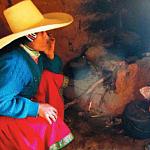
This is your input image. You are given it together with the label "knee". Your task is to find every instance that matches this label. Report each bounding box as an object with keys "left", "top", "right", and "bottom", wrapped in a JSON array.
[{"left": 51, "top": 55, "right": 63, "bottom": 73}]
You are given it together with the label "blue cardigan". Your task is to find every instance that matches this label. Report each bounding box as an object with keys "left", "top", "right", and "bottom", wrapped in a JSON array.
[{"left": 0, "top": 47, "right": 63, "bottom": 118}]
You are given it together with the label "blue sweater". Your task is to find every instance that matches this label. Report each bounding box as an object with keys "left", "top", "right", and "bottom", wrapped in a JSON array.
[{"left": 0, "top": 47, "right": 63, "bottom": 118}]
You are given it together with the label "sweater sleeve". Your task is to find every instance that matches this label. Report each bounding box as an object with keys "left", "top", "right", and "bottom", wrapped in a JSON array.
[
  {"left": 41, "top": 53, "right": 63, "bottom": 73},
  {"left": 0, "top": 52, "right": 39, "bottom": 118}
]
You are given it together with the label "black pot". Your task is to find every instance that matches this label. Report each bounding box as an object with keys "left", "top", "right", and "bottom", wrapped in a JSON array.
[
  {"left": 123, "top": 100, "right": 150, "bottom": 139},
  {"left": 63, "top": 56, "right": 91, "bottom": 80}
]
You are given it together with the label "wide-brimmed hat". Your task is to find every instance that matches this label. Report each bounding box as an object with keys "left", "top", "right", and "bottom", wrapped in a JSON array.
[{"left": 0, "top": 0, "right": 73, "bottom": 49}]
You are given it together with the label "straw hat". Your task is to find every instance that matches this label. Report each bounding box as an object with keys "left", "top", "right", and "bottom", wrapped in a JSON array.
[{"left": 0, "top": 0, "right": 73, "bottom": 49}]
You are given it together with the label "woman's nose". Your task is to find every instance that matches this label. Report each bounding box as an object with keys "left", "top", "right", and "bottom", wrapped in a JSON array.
[{"left": 43, "top": 31, "right": 49, "bottom": 40}]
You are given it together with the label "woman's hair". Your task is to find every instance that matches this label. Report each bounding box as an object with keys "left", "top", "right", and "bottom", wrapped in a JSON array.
[{"left": 0, "top": 36, "right": 30, "bottom": 54}]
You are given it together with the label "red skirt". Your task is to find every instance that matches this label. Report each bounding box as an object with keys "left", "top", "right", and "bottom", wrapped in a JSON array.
[{"left": 0, "top": 70, "right": 74, "bottom": 150}]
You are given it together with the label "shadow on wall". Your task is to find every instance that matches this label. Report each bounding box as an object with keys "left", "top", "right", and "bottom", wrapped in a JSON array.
[{"left": 79, "top": 0, "right": 150, "bottom": 58}]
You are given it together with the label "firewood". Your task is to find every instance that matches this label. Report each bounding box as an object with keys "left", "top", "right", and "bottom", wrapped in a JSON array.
[
  {"left": 64, "top": 98, "right": 80, "bottom": 110},
  {"left": 86, "top": 78, "right": 104, "bottom": 94}
]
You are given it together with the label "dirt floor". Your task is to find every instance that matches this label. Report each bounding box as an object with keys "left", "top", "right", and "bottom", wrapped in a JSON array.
[{"left": 63, "top": 108, "right": 150, "bottom": 150}]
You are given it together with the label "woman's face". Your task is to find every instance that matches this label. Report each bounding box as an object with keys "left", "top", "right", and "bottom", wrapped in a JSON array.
[{"left": 28, "top": 31, "right": 54, "bottom": 52}]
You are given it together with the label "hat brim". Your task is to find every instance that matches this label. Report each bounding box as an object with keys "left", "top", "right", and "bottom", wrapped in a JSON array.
[{"left": 0, "top": 12, "right": 73, "bottom": 49}]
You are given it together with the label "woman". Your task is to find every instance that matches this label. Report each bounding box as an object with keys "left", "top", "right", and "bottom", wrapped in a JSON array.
[{"left": 0, "top": 0, "right": 74, "bottom": 149}]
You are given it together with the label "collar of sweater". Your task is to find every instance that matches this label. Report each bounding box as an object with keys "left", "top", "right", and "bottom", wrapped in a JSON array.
[{"left": 20, "top": 44, "right": 40, "bottom": 62}]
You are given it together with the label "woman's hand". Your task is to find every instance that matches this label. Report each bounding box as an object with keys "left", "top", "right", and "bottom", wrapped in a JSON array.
[
  {"left": 44, "top": 33, "right": 55, "bottom": 60},
  {"left": 139, "top": 86, "right": 150, "bottom": 100},
  {"left": 38, "top": 103, "right": 57, "bottom": 124}
]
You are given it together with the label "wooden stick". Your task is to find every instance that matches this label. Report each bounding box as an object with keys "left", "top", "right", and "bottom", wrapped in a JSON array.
[
  {"left": 64, "top": 75, "right": 111, "bottom": 110},
  {"left": 64, "top": 99, "right": 79, "bottom": 110},
  {"left": 64, "top": 78, "right": 104, "bottom": 110},
  {"left": 86, "top": 78, "right": 104, "bottom": 94}
]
